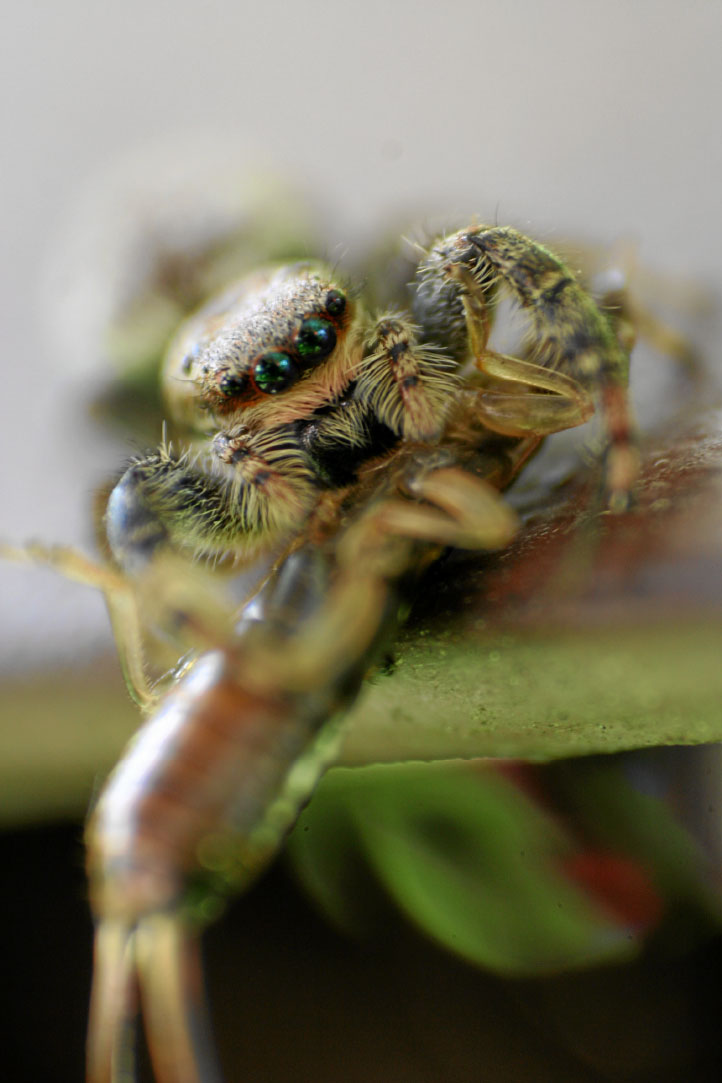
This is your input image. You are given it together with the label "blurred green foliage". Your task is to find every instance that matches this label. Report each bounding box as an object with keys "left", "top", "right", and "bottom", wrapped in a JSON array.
[{"left": 288, "top": 758, "right": 720, "bottom": 975}]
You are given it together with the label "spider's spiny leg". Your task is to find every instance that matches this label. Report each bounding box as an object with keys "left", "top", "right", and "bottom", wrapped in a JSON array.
[
  {"left": 418, "top": 224, "right": 638, "bottom": 507},
  {"left": 464, "top": 226, "right": 639, "bottom": 507},
  {"left": 106, "top": 429, "right": 316, "bottom": 574},
  {"left": 356, "top": 312, "right": 457, "bottom": 441}
]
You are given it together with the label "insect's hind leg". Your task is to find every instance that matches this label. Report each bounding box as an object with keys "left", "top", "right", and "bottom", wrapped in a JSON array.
[
  {"left": 86, "top": 921, "right": 139, "bottom": 1083},
  {"left": 135, "top": 915, "right": 223, "bottom": 1083}
]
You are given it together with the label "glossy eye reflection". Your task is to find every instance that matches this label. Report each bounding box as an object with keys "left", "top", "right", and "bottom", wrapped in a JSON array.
[
  {"left": 325, "top": 289, "right": 346, "bottom": 317},
  {"left": 296, "top": 317, "right": 336, "bottom": 360},
  {"left": 219, "top": 372, "right": 249, "bottom": 398},
  {"left": 253, "top": 352, "right": 297, "bottom": 394}
]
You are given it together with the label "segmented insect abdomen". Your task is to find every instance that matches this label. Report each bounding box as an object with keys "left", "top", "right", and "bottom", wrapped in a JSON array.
[{"left": 86, "top": 649, "right": 325, "bottom": 923}]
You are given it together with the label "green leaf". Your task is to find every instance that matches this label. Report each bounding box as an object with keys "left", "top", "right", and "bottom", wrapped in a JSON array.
[{"left": 289, "top": 762, "right": 648, "bottom": 975}]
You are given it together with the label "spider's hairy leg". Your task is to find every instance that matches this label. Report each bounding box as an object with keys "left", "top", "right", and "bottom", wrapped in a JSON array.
[
  {"left": 106, "top": 427, "right": 317, "bottom": 573},
  {"left": 355, "top": 312, "right": 457, "bottom": 441},
  {"left": 573, "top": 238, "right": 700, "bottom": 369},
  {"left": 469, "top": 226, "right": 638, "bottom": 508},
  {"left": 454, "top": 262, "right": 596, "bottom": 436},
  {"left": 417, "top": 226, "right": 638, "bottom": 508}
]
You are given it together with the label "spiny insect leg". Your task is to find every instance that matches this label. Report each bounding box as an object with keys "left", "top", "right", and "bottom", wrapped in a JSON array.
[{"left": 0, "top": 541, "right": 155, "bottom": 708}]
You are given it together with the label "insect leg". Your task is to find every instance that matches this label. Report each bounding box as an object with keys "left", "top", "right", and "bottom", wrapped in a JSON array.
[
  {"left": 88, "top": 916, "right": 221, "bottom": 1083},
  {"left": 330, "top": 469, "right": 517, "bottom": 560},
  {"left": 0, "top": 541, "right": 155, "bottom": 708}
]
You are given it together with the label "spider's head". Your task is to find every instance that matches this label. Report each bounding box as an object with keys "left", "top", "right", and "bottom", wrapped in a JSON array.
[{"left": 163, "top": 263, "right": 359, "bottom": 431}]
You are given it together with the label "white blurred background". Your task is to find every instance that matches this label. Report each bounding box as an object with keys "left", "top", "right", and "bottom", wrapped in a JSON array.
[{"left": 1, "top": 0, "right": 721, "bottom": 671}]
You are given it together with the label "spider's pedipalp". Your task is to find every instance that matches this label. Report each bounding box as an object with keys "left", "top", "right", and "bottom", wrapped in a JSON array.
[{"left": 356, "top": 312, "right": 458, "bottom": 441}]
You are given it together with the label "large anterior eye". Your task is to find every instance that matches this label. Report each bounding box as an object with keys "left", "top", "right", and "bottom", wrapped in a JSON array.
[
  {"left": 296, "top": 317, "right": 337, "bottom": 360},
  {"left": 253, "top": 352, "right": 298, "bottom": 394}
]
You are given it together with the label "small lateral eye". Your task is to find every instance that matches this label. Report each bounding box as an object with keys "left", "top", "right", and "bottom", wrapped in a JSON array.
[
  {"left": 253, "top": 352, "right": 297, "bottom": 394},
  {"left": 325, "top": 290, "right": 346, "bottom": 317},
  {"left": 296, "top": 317, "right": 337, "bottom": 360},
  {"left": 181, "top": 342, "right": 202, "bottom": 374},
  {"left": 219, "top": 373, "right": 249, "bottom": 398}
]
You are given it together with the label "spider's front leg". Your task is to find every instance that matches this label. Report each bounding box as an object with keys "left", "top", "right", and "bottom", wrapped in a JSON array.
[
  {"left": 99, "top": 426, "right": 318, "bottom": 708},
  {"left": 106, "top": 425, "right": 317, "bottom": 574},
  {"left": 415, "top": 226, "right": 638, "bottom": 508}
]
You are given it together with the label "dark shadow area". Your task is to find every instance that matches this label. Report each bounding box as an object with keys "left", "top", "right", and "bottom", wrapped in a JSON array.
[{"left": 3, "top": 820, "right": 722, "bottom": 1082}]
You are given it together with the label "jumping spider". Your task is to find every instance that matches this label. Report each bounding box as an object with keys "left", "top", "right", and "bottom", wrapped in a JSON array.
[
  {"left": 15, "top": 223, "right": 639, "bottom": 1083},
  {"left": 109, "top": 226, "right": 634, "bottom": 573}
]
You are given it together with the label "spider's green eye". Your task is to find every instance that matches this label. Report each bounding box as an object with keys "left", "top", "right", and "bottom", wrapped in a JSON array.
[
  {"left": 253, "top": 352, "right": 297, "bottom": 394},
  {"left": 325, "top": 290, "right": 346, "bottom": 317},
  {"left": 219, "top": 373, "right": 248, "bottom": 397},
  {"left": 296, "top": 317, "right": 337, "bottom": 360}
]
